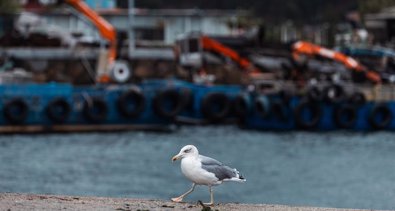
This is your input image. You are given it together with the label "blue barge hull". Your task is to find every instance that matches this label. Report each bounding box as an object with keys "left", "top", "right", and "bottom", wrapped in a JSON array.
[
  {"left": 242, "top": 95, "right": 395, "bottom": 131},
  {"left": 0, "top": 83, "right": 174, "bottom": 132},
  {"left": 141, "top": 79, "right": 243, "bottom": 124},
  {"left": 0, "top": 80, "right": 244, "bottom": 133},
  {"left": 3, "top": 79, "right": 393, "bottom": 132}
]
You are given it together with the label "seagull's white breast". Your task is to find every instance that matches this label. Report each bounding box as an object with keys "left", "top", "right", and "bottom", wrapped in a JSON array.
[{"left": 180, "top": 156, "right": 219, "bottom": 185}]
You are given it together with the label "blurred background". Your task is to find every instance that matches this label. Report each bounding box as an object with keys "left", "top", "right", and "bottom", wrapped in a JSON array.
[{"left": 1, "top": 0, "right": 395, "bottom": 210}]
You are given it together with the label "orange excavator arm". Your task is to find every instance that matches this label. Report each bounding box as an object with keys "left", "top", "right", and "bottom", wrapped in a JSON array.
[
  {"left": 65, "top": 0, "right": 117, "bottom": 82},
  {"left": 201, "top": 35, "right": 260, "bottom": 75},
  {"left": 292, "top": 41, "right": 381, "bottom": 84}
]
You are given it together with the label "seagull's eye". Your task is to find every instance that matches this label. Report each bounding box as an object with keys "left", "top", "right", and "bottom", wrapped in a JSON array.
[{"left": 183, "top": 148, "right": 191, "bottom": 153}]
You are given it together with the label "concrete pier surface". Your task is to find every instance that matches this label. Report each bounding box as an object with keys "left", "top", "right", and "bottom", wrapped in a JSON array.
[{"left": 0, "top": 193, "right": 387, "bottom": 211}]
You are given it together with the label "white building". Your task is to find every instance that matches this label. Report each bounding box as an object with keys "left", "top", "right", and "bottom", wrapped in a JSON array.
[
  {"left": 365, "top": 6, "right": 395, "bottom": 44},
  {"left": 41, "top": 8, "right": 245, "bottom": 45}
]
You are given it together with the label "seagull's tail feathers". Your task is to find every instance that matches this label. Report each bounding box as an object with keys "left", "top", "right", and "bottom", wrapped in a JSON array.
[
  {"left": 238, "top": 173, "right": 246, "bottom": 182},
  {"left": 224, "top": 168, "right": 246, "bottom": 183}
]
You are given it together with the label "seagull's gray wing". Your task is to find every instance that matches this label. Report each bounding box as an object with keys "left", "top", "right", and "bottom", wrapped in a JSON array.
[
  {"left": 199, "top": 155, "right": 223, "bottom": 166},
  {"left": 199, "top": 155, "right": 238, "bottom": 181}
]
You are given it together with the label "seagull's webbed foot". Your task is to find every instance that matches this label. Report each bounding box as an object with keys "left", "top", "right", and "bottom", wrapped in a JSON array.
[
  {"left": 171, "top": 183, "right": 196, "bottom": 203},
  {"left": 171, "top": 196, "right": 184, "bottom": 203},
  {"left": 203, "top": 202, "right": 214, "bottom": 206}
]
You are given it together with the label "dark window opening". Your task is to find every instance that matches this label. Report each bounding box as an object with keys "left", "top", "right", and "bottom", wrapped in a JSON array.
[
  {"left": 135, "top": 28, "right": 164, "bottom": 41},
  {"left": 188, "top": 38, "right": 199, "bottom": 53}
]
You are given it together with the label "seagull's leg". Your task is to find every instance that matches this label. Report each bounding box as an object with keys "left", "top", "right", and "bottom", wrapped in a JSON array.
[
  {"left": 171, "top": 183, "right": 196, "bottom": 203},
  {"left": 203, "top": 186, "right": 214, "bottom": 206}
]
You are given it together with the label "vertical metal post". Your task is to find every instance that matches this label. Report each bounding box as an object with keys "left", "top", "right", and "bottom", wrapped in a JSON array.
[{"left": 128, "top": 0, "right": 135, "bottom": 59}]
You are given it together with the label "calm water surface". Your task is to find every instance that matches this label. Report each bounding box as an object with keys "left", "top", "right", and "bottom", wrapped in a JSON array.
[{"left": 0, "top": 126, "right": 395, "bottom": 210}]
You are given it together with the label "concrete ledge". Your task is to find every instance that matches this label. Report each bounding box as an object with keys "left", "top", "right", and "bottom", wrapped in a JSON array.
[{"left": 0, "top": 193, "right": 375, "bottom": 211}]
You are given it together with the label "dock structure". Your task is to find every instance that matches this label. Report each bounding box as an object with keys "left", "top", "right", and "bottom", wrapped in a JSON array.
[{"left": 0, "top": 193, "right": 378, "bottom": 211}]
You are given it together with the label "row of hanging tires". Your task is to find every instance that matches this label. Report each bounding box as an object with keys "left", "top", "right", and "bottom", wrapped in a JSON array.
[
  {"left": 292, "top": 100, "right": 393, "bottom": 130},
  {"left": 1, "top": 89, "right": 155, "bottom": 125},
  {"left": 2, "top": 83, "right": 393, "bottom": 130},
  {"left": 0, "top": 88, "right": 248, "bottom": 125},
  {"left": 251, "top": 89, "right": 394, "bottom": 130}
]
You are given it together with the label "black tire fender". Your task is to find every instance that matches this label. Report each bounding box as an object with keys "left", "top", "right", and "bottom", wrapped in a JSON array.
[
  {"left": 117, "top": 89, "right": 145, "bottom": 118},
  {"left": 368, "top": 104, "right": 392, "bottom": 130},
  {"left": 46, "top": 97, "right": 71, "bottom": 123},
  {"left": 153, "top": 88, "right": 185, "bottom": 119},
  {"left": 3, "top": 98, "right": 29, "bottom": 124},
  {"left": 294, "top": 100, "right": 322, "bottom": 129},
  {"left": 83, "top": 97, "right": 108, "bottom": 122},
  {"left": 201, "top": 92, "right": 231, "bottom": 122}
]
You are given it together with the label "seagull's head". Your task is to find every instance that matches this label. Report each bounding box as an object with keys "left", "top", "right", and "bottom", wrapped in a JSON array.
[{"left": 172, "top": 145, "right": 198, "bottom": 162}]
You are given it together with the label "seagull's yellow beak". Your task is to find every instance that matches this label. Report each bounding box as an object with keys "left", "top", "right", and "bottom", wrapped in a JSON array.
[{"left": 172, "top": 154, "right": 181, "bottom": 162}]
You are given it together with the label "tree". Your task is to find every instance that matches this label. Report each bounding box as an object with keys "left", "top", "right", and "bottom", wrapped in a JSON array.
[
  {"left": 0, "top": 1, "right": 20, "bottom": 14},
  {"left": 358, "top": 0, "right": 395, "bottom": 14},
  {"left": 133, "top": 0, "right": 359, "bottom": 23}
]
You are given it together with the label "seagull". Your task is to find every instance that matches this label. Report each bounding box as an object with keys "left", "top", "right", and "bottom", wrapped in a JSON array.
[{"left": 171, "top": 145, "right": 246, "bottom": 205}]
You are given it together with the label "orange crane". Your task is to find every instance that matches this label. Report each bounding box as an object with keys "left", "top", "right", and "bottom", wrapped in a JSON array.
[
  {"left": 64, "top": 0, "right": 118, "bottom": 83},
  {"left": 292, "top": 41, "right": 381, "bottom": 84},
  {"left": 175, "top": 33, "right": 261, "bottom": 76},
  {"left": 200, "top": 35, "right": 260, "bottom": 75}
]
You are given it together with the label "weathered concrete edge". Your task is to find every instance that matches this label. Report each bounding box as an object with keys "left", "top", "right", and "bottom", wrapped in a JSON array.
[{"left": 0, "top": 193, "right": 388, "bottom": 211}]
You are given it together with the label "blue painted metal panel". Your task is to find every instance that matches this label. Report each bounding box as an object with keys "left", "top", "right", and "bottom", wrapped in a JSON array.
[
  {"left": 178, "top": 82, "right": 243, "bottom": 121},
  {"left": 140, "top": 79, "right": 244, "bottom": 122},
  {"left": 0, "top": 82, "right": 174, "bottom": 127},
  {"left": 242, "top": 94, "right": 395, "bottom": 131},
  {"left": 339, "top": 46, "right": 395, "bottom": 58},
  {"left": 0, "top": 79, "right": 245, "bottom": 131},
  {"left": 84, "top": 0, "right": 115, "bottom": 9},
  {"left": 3, "top": 79, "right": 395, "bottom": 132}
]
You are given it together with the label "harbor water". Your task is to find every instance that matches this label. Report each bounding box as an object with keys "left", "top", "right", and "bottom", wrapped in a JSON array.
[{"left": 0, "top": 126, "right": 395, "bottom": 210}]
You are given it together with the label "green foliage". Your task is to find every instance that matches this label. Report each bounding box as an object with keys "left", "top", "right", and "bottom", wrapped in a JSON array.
[
  {"left": 0, "top": 0, "right": 20, "bottom": 14},
  {"left": 135, "top": 0, "right": 359, "bottom": 23},
  {"left": 358, "top": 0, "right": 395, "bottom": 14},
  {"left": 3, "top": 0, "right": 390, "bottom": 24},
  {"left": 132, "top": 0, "right": 394, "bottom": 23}
]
